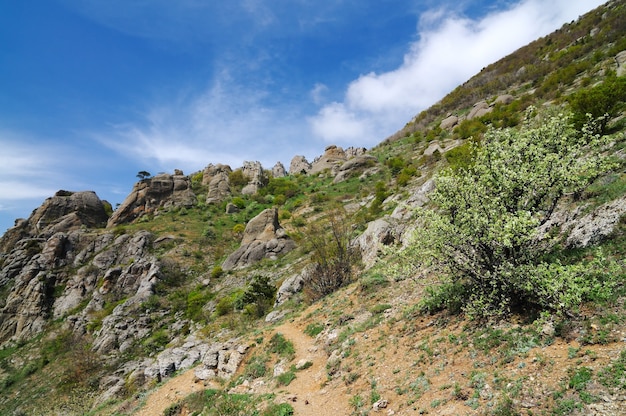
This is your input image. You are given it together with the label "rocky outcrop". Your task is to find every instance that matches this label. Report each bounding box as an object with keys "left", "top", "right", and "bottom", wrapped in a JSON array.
[
  {"left": 108, "top": 172, "right": 196, "bottom": 227},
  {"left": 333, "top": 155, "right": 378, "bottom": 183},
  {"left": 0, "top": 191, "right": 109, "bottom": 253},
  {"left": 494, "top": 94, "right": 514, "bottom": 105},
  {"left": 203, "top": 164, "right": 233, "bottom": 204},
  {"left": 202, "top": 163, "right": 233, "bottom": 185},
  {"left": 206, "top": 172, "right": 231, "bottom": 204},
  {"left": 222, "top": 208, "right": 295, "bottom": 270},
  {"left": 310, "top": 145, "right": 347, "bottom": 174},
  {"left": 289, "top": 155, "right": 312, "bottom": 175},
  {"left": 345, "top": 146, "right": 367, "bottom": 158},
  {"left": 241, "top": 161, "right": 265, "bottom": 195},
  {"left": 539, "top": 195, "right": 626, "bottom": 249},
  {"left": 272, "top": 162, "right": 287, "bottom": 178},
  {"left": 0, "top": 224, "right": 159, "bottom": 344}
]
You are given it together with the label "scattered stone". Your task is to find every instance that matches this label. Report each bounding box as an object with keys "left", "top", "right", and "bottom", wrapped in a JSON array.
[{"left": 373, "top": 399, "right": 389, "bottom": 411}]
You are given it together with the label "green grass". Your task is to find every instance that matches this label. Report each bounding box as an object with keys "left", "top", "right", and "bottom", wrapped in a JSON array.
[
  {"left": 303, "top": 323, "right": 324, "bottom": 337},
  {"left": 269, "top": 333, "right": 295, "bottom": 360}
]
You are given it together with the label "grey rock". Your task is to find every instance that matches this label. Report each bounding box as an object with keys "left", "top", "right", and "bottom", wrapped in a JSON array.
[
  {"left": 352, "top": 218, "right": 400, "bottom": 269},
  {"left": 494, "top": 94, "right": 514, "bottom": 105},
  {"left": 241, "top": 161, "right": 265, "bottom": 195},
  {"left": 616, "top": 50, "right": 626, "bottom": 77},
  {"left": 222, "top": 208, "right": 295, "bottom": 270},
  {"left": 275, "top": 264, "right": 317, "bottom": 306},
  {"left": 272, "top": 161, "right": 287, "bottom": 178},
  {"left": 289, "top": 155, "right": 312, "bottom": 175},
  {"left": 440, "top": 115, "right": 459, "bottom": 130},
  {"left": 225, "top": 203, "right": 240, "bottom": 214},
  {"left": 202, "top": 163, "right": 232, "bottom": 185},
  {"left": 333, "top": 155, "right": 378, "bottom": 183},
  {"left": 107, "top": 173, "right": 195, "bottom": 227},
  {"left": 206, "top": 172, "right": 231, "bottom": 204},
  {"left": 310, "top": 145, "right": 347, "bottom": 174},
  {"left": 467, "top": 101, "right": 492, "bottom": 120},
  {"left": 566, "top": 195, "right": 626, "bottom": 248}
]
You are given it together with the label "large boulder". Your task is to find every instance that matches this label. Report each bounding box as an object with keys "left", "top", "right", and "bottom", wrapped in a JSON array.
[
  {"left": 222, "top": 208, "right": 295, "bottom": 270},
  {"left": 107, "top": 172, "right": 195, "bottom": 227},
  {"left": 440, "top": 115, "right": 459, "bottom": 130},
  {"left": 352, "top": 218, "right": 401, "bottom": 269},
  {"left": 202, "top": 163, "right": 232, "bottom": 186},
  {"left": 467, "top": 101, "right": 492, "bottom": 120}
]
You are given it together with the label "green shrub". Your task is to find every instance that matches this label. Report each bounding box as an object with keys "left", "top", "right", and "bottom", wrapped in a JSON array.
[
  {"left": 303, "top": 323, "right": 325, "bottom": 337},
  {"left": 269, "top": 333, "right": 295, "bottom": 359},
  {"left": 229, "top": 170, "right": 248, "bottom": 187},
  {"left": 444, "top": 140, "right": 476, "bottom": 171},
  {"left": 236, "top": 276, "right": 276, "bottom": 318},
  {"left": 276, "top": 370, "right": 296, "bottom": 386},
  {"left": 568, "top": 74, "right": 626, "bottom": 134},
  {"left": 390, "top": 108, "right": 618, "bottom": 319},
  {"left": 262, "top": 403, "right": 294, "bottom": 416},
  {"left": 210, "top": 266, "right": 224, "bottom": 279}
]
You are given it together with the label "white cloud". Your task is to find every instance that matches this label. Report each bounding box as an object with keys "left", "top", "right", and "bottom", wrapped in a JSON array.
[
  {"left": 309, "top": 0, "right": 605, "bottom": 145},
  {"left": 310, "top": 83, "right": 329, "bottom": 105},
  {"left": 0, "top": 134, "right": 67, "bottom": 200},
  {"left": 99, "top": 73, "right": 319, "bottom": 172}
]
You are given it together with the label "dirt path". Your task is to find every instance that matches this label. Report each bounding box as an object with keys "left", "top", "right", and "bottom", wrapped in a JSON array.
[
  {"left": 264, "top": 320, "right": 352, "bottom": 416},
  {"left": 134, "top": 368, "right": 213, "bottom": 416}
]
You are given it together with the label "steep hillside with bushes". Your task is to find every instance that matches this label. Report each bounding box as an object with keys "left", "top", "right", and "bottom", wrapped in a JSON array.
[{"left": 0, "top": 1, "right": 625, "bottom": 415}]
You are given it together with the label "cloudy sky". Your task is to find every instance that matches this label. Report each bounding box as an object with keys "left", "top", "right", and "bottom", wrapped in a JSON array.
[{"left": 0, "top": 0, "right": 606, "bottom": 234}]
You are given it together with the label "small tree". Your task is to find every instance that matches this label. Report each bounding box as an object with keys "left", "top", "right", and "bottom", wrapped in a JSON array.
[
  {"left": 304, "top": 207, "right": 360, "bottom": 301},
  {"left": 137, "top": 170, "right": 151, "bottom": 180},
  {"left": 391, "top": 108, "right": 617, "bottom": 319}
]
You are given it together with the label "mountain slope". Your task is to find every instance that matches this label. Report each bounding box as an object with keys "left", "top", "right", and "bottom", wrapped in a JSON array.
[{"left": 1, "top": 1, "right": 626, "bottom": 415}]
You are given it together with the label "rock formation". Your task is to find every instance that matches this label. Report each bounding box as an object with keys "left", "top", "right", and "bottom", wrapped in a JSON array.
[
  {"left": 310, "top": 145, "right": 347, "bottom": 174},
  {"left": 222, "top": 208, "right": 295, "bottom": 270},
  {"left": 0, "top": 190, "right": 109, "bottom": 253},
  {"left": 241, "top": 161, "right": 265, "bottom": 195},
  {"left": 202, "top": 163, "right": 233, "bottom": 185},
  {"left": 272, "top": 162, "right": 287, "bottom": 178},
  {"left": 289, "top": 155, "right": 312, "bottom": 175},
  {"left": 108, "top": 172, "right": 195, "bottom": 227},
  {"left": 333, "top": 155, "right": 378, "bottom": 183}
]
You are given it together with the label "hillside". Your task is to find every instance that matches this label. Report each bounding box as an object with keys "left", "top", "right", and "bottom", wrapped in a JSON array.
[{"left": 1, "top": 1, "right": 626, "bottom": 415}]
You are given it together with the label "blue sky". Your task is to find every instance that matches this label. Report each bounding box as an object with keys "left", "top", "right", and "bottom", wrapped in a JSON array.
[{"left": 0, "top": 0, "right": 605, "bottom": 234}]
